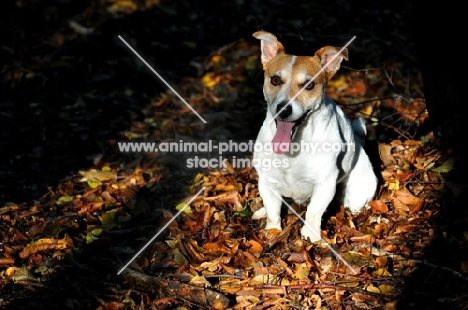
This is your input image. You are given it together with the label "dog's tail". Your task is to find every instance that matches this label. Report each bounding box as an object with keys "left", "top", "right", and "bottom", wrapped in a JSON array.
[{"left": 351, "top": 116, "right": 367, "bottom": 146}]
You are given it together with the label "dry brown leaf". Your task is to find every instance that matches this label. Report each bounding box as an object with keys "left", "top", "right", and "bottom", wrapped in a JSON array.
[
  {"left": 0, "top": 257, "right": 15, "bottom": 265},
  {"left": 203, "top": 241, "right": 232, "bottom": 254},
  {"left": 368, "top": 200, "right": 389, "bottom": 213},
  {"left": 379, "top": 243, "right": 398, "bottom": 253},
  {"left": 350, "top": 234, "right": 374, "bottom": 243},
  {"left": 395, "top": 187, "right": 421, "bottom": 205},
  {"left": 214, "top": 184, "right": 235, "bottom": 192},
  {"left": 391, "top": 198, "right": 410, "bottom": 213},
  {"left": 219, "top": 278, "right": 243, "bottom": 294},
  {"left": 245, "top": 240, "right": 263, "bottom": 257},
  {"left": 374, "top": 256, "right": 388, "bottom": 268},
  {"left": 409, "top": 197, "right": 425, "bottom": 215},
  {"left": 351, "top": 292, "right": 379, "bottom": 306},
  {"left": 374, "top": 223, "right": 389, "bottom": 237},
  {"left": 393, "top": 224, "right": 415, "bottom": 235},
  {"left": 19, "top": 237, "right": 70, "bottom": 258},
  {"left": 78, "top": 169, "right": 117, "bottom": 182},
  {"left": 243, "top": 251, "right": 258, "bottom": 264},
  {"left": 184, "top": 240, "right": 205, "bottom": 263},
  {"left": 219, "top": 262, "right": 236, "bottom": 275},
  {"left": 379, "top": 143, "right": 397, "bottom": 167},
  {"left": 190, "top": 275, "right": 211, "bottom": 287}
]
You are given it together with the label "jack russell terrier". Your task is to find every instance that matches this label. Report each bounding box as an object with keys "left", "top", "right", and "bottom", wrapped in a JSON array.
[{"left": 251, "top": 31, "right": 377, "bottom": 242}]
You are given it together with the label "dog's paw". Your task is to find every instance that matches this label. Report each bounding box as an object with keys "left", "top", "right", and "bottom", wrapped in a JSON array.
[
  {"left": 301, "top": 225, "right": 323, "bottom": 242},
  {"left": 347, "top": 205, "right": 366, "bottom": 214},
  {"left": 252, "top": 208, "right": 267, "bottom": 220}
]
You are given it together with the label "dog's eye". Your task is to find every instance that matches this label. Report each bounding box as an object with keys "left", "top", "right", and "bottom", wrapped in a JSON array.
[
  {"left": 270, "top": 76, "right": 282, "bottom": 86},
  {"left": 304, "top": 81, "right": 315, "bottom": 90}
]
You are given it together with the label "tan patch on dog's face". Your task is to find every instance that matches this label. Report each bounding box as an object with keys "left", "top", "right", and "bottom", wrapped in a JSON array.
[{"left": 263, "top": 54, "right": 328, "bottom": 109}]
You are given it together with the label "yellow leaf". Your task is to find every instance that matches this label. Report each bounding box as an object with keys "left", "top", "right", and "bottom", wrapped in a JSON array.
[
  {"left": 175, "top": 202, "right": 192, "bottom": 213},
  {"left": 107, "top": 0, "right": 138, "bottom": 14},
  {"left": 79, "top": 169, "right": 117, "bottom": 182},
  {"left": 365, "top": 283, "right": 381, "bottom": 293},
  {"left": 87, "top": 180, "right": 101, "bottom": 189},
  {"left": 388, "top": 179, "right": 400, "bottom": 191},
  {"left": 431, "top": 158, "right": 455, "bottom": 173},
  {"left": 86, "top": 228, "right": 102, "bottom": 244},
  {"left": 189, "top": 239, "right": 205, "bottom": 253},
  {"left": 202, "top": 72, "right": 218, "bottom": 90},
  {"left": 193, "top": 173, "right": 205, "bottom": 184},
  {"left": 91, "top": 228, "right": 102, "bottom": 236},
  {"left": 99, "top": 209, "right": 118, "bottom": 226},
  {"left": 190, "top": 275, "right": 212, "bottom": 287},
  {"left": 26, "top": 238, "right": 68, "bottom": 249},
  {"left": 379, "top": 284, "right": 394, "bottom": 294},
  {"left": 5, "top": 267, "right": 17, "bottom": 278},
  {"left": 173, "top": 248, "right": 188, "bottom": 266},
  {"left": 211, "top": 55, "right": 225, "bottom": 65},
  {"left": 249, "top": 274, "right": 266, "bottom": 285},
  {"left": 373, "top": 267, "right": 392, "bottom": 277},
  {"left": 122, "top": 296, "right": 136, "bottom": 306},
  {"left": 56, "top": 196, "right": 74, "bottom": 205},
  {"left": 214, "top": 184, "right": 235, "bottom": 192},
  {"left": 166, "top": 239, "right": 176, "bottom": 249},
  {"left": 342, "top": 251, "right": 370, "bottom": 266},
  {"left": 200, "top": 261, "right": 219, "bottom": 272},
  {"left": 340, "top": 281, "right": 360, "bottom": 287},
  {"left": 294, "top": 264, "right": 310, "bottom": 280}
]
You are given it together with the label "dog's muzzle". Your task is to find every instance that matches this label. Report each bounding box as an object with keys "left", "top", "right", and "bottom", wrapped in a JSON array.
[{"left": 272, "top": 105, "right": 312, "bottom": 154}]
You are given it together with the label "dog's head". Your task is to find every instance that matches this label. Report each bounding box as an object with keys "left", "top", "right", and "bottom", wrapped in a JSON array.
[{"left": 253, "top": 31, "right": 348, "bottom": 153}]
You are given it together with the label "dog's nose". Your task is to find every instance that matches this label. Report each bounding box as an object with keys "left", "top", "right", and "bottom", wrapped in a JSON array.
[{"left": 276, "top": 102, "right": 292, "bottom": 119}]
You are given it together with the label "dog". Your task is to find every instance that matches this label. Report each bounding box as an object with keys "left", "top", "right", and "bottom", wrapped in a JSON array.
[{"left": 251, "top": 31, "right": 377, "bottom": 242}]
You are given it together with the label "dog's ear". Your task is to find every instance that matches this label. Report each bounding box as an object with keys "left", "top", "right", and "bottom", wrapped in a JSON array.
[
  {"left": 253, "top": 31, "right": 285, "bottom": 70},
  {"left": 315, "top": 46, "right": 348, "bottom": 78}
]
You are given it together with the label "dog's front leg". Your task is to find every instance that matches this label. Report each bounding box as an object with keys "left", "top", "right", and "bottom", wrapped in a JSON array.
[
  {"left": 253, "top": 179, "right": 283, "bottom": 231},
  {"left": 301, "top": 178, "right": 337, "bottom": 242}
]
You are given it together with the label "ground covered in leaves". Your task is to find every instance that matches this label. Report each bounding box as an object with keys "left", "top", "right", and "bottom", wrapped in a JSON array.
[{"left": 2, "top": 0, "right": 468, "bottom": 309}]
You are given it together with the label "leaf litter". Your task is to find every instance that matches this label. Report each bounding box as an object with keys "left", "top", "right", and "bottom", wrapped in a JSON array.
[{"left": 2, "top": 2, "right": 468, "bottom": 309}]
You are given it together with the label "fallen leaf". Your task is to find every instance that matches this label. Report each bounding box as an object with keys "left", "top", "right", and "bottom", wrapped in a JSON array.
[
  {"left": 20, "top": 237, "right": 69, "bottom": 258},
  {"left": 431, "top": 158, "right": 454, "bottom": 173},
  {"left": 395, "top": 187, "right": 421, "bottom": 205},
  {"left": 190, "top": 275, "right": 211, "bottom": 287},
  {"left": 99, "top": 209, "right": 119, "bottom": 226},
  {"left": 86, "top": 228, "right": 102, "bottom": 244},
  {"left": 175, "top": 202, "right": 193, "bottom": 213},
  {"left": 379, "top": 284, "right": 395, "bottom": 294},
  {"left": 409, "top": 198, "right": 425, "bottom": 215},
  {"left": 245, "top": 240, "right": 263, "bottom": 257},
  {"left": 368, "top": 200, "right": 389, "bottom": 213},
  {"left": 379, "top": 143, "right": 397, "bottom": 167},
  {"left": 56, "top": 195, "right": 74, "bottom": 205},
  {"left": 172, "top": 248, "right": 189, "bottom": 267},
  {"left": 373, "top": 267, "right": 392, "bottom": 277},
  {"left": 79, "top": 169, "right": 117, "bottom": 182},
  {"left": 365, "top": 283, "right": 381, "bottom": 293}
]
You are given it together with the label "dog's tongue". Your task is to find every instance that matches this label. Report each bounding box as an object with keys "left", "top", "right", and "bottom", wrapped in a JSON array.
[{"left": 272, "top": 121, "right": 295, "bottom": 154}]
